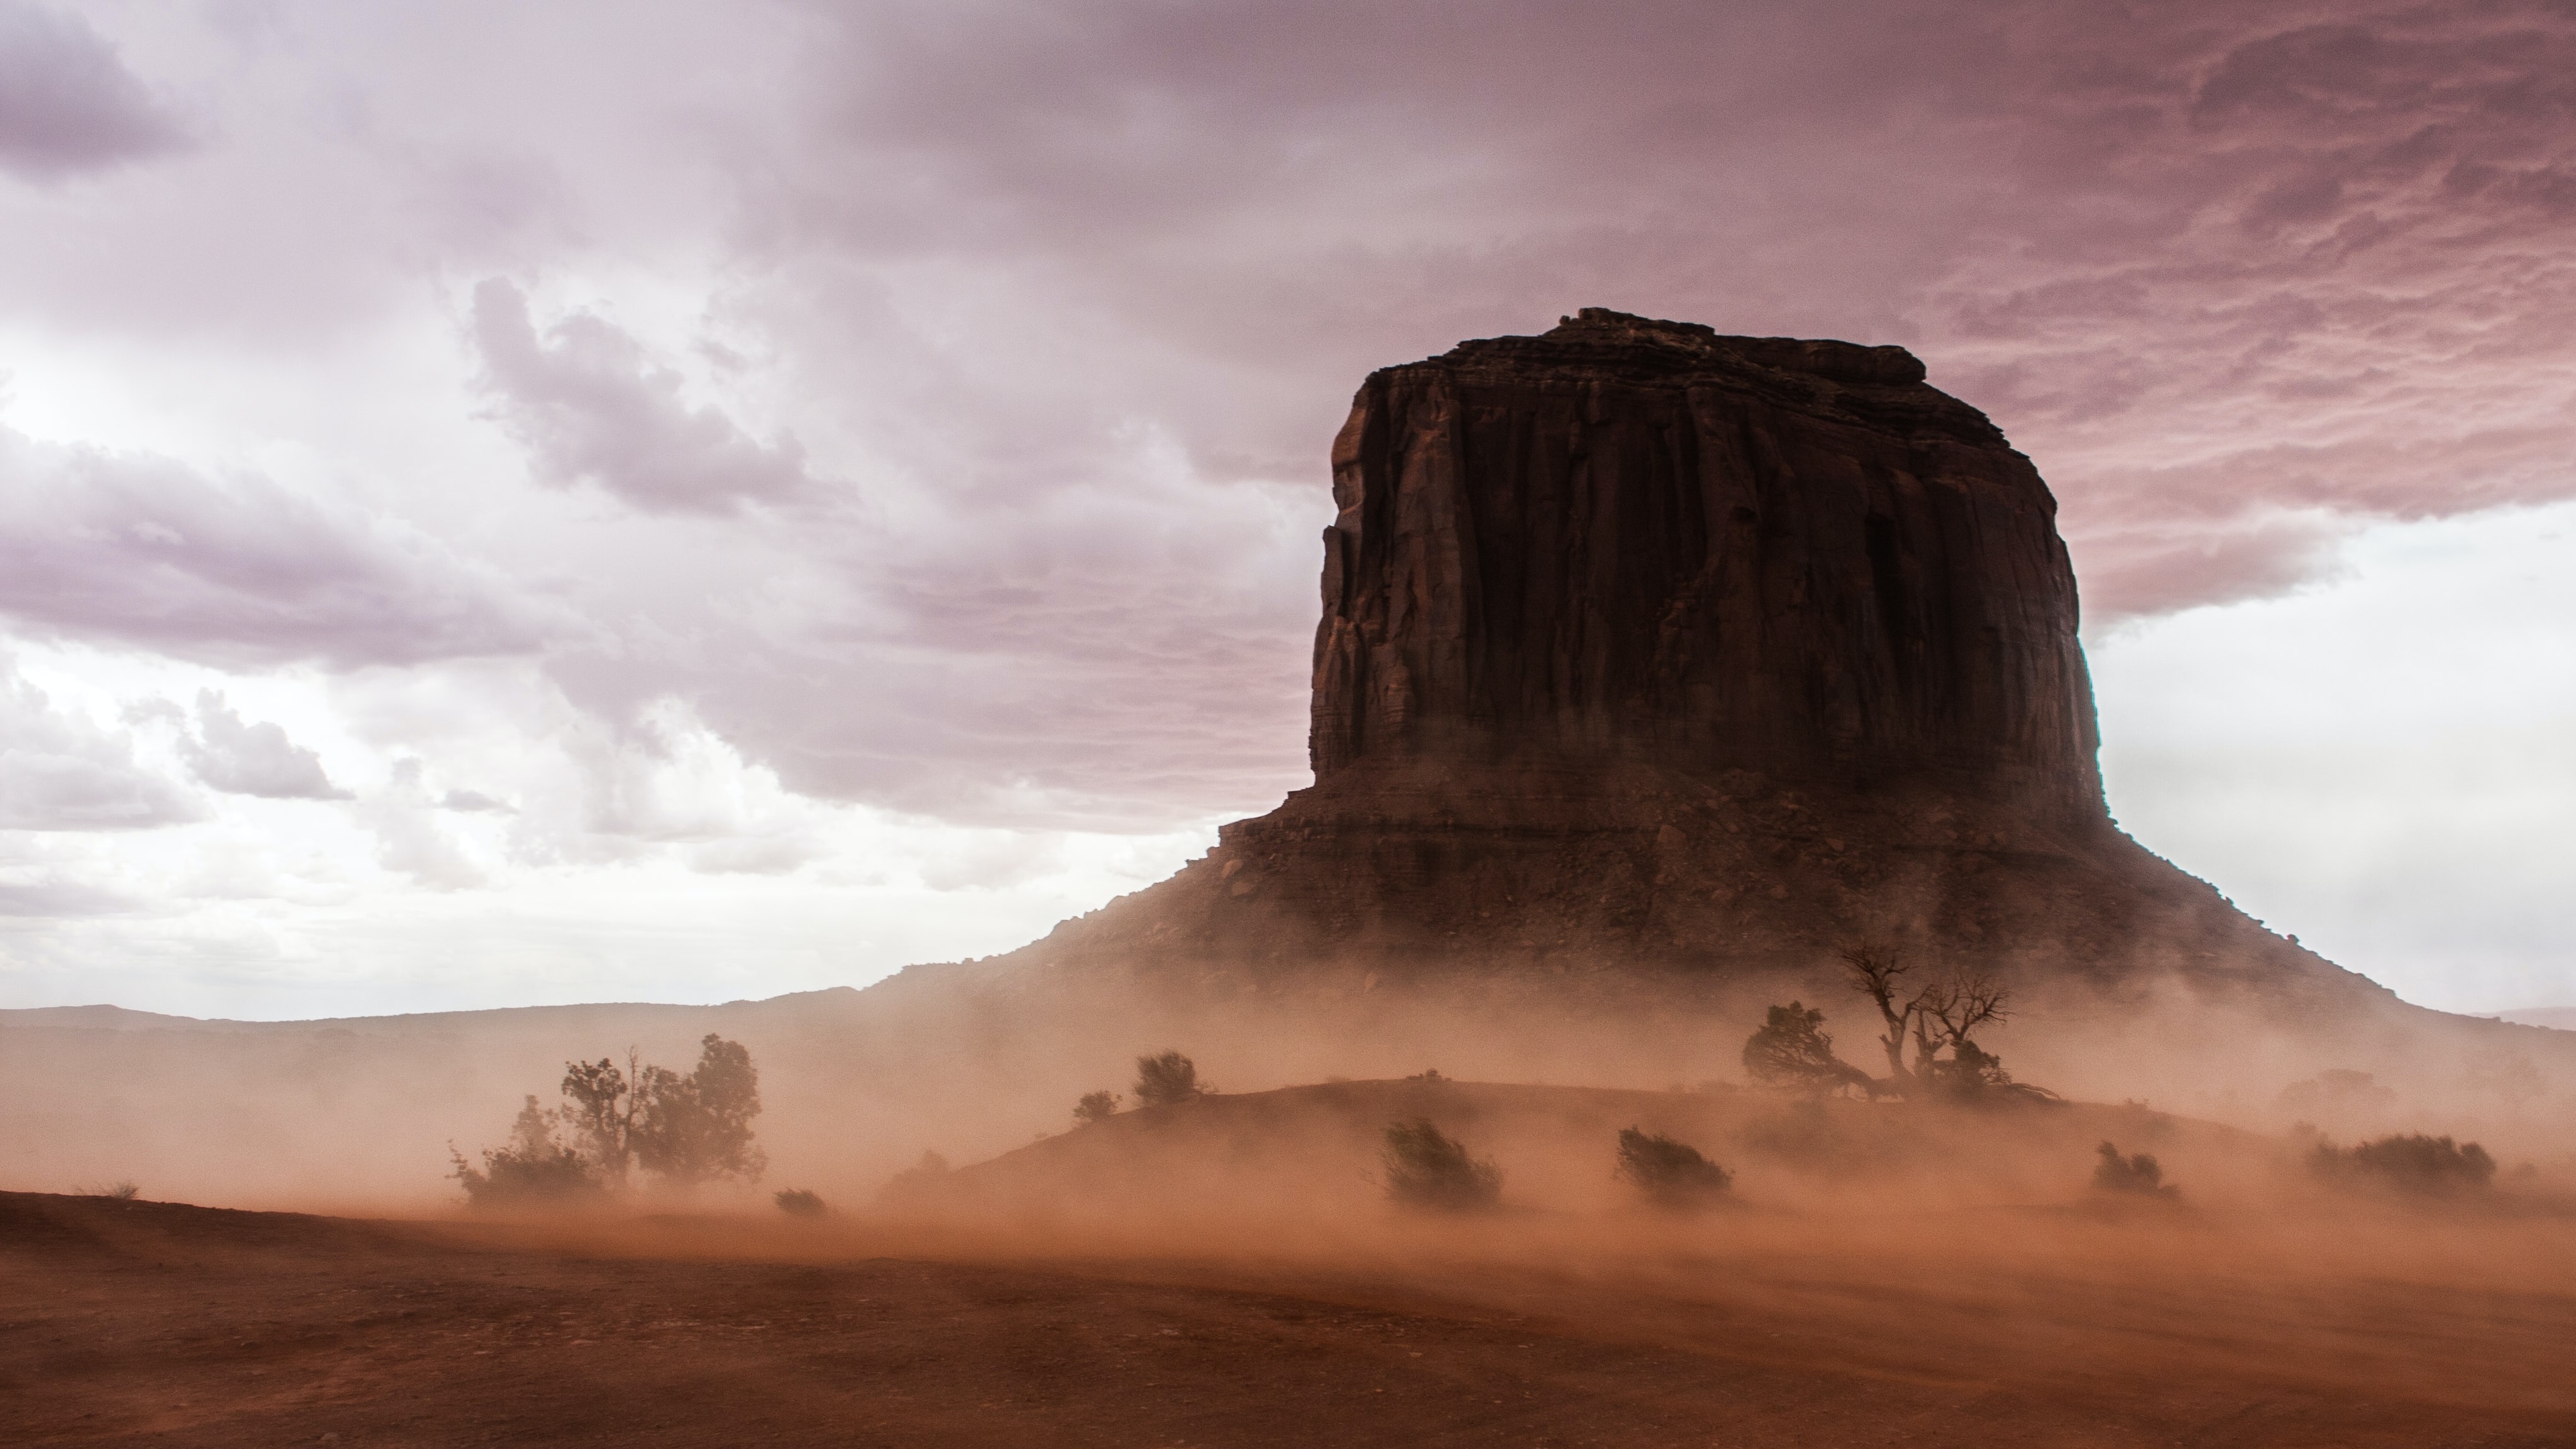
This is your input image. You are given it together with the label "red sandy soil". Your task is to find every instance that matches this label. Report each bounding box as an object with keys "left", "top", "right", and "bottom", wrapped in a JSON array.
[{"left": 7, "top": 1187, "right": 2575, "bottom": 1448}]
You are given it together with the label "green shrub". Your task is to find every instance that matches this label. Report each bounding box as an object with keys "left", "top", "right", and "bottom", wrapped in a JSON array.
[
  {"left": 1615, "top": 1128, "right": 1733, "bottom": 1208},
  {"left": 1381, "top": 1119, "right": 1501, "bottom": 1211}
]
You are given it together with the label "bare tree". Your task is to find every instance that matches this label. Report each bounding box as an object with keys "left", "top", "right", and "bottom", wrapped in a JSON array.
[
  {"left": 1840, "top": 942, "right": 1925, "bottom": 1092},
  {"left": 1839, "top": 947, "right": 2044, "bottom": 1101}
]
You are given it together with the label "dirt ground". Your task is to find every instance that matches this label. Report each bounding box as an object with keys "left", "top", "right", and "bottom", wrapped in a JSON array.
[{"left": 6, "top": 1189, "right": 2575, "bottom": 1448}]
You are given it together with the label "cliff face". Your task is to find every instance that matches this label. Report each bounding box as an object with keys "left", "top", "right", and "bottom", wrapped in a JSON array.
[{"left": 1309, "top": 309, "right": 2101, "bottom": 819}]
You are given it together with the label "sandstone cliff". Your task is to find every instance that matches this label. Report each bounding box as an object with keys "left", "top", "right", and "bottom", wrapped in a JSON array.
[{"left": 1311, "top": 309, "right": 2100, "bottom": 820}]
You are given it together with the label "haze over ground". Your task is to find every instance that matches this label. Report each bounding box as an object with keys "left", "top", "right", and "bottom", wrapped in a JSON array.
[{"left": 0, "top": 0, "right": 2570, "bottom": 1018}]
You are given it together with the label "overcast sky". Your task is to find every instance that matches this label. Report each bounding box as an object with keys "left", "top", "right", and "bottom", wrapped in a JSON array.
[{"left": 0, "top": 0, "right": 2568, "bottom": 1019}]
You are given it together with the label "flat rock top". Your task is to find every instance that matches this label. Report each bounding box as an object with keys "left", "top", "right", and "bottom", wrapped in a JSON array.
[{"left": 1384, "top": 307, "right": 2006, "bottom": 448}]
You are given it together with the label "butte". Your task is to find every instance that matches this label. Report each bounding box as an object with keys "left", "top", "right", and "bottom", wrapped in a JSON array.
[{"left": 979, "top": 309, "right": 2396, "bottom": 1032}]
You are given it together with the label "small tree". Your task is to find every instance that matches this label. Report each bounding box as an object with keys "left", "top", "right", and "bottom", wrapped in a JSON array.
[
  {"left": 1073, "top": 1090, "right": 1122, "bottom": 1125},
  {"left": 449, "top": 1095, "right": 602, "bottom": 1208},
  {"left": 1741, "top": 1002, "right": 1874, "bottom": 1096},
  {"left": 1134, "top": 1050, "right": 1209, "bottom": 1107},
  {"left": 559, "top": 1051, "right": 641, "bottom": 1187},
  {"left": 1615, "top": 1128, "right": 1733, "bottom": 1208},
  {"left": 632, "top": 1034, "right": 767, "bottom": 1188},
  {"left": 2092, "top": 1141, "right": 2178, "bottom": 1198},
  {"left": 1381, "top": 1119, "right": 1502, "bottom": 1210},
  {"left": 773, "top": 1188, "right": 826, "bottom": 1217}
]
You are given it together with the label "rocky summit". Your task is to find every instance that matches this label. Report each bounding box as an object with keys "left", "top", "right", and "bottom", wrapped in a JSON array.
[{"left": 1002, "top": 311, "right": 2379, "bottom": 1010}]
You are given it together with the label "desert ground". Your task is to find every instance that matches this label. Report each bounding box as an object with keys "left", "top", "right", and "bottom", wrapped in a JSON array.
[{"left": 8, "top": 1081, "right": 2574, "bottom": 1448}]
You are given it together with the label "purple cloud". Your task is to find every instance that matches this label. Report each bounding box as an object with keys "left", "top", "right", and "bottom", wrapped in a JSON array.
[
  {"left": 737, "top": 0, "right": 2576, "bottom": 629},
  {"left": 472, "top": 278, "right": 817, "bottom": 514},
  {"left": 0, "top": 2, "right": 184, "bottom": 182},
  {"left": 0, "top": 427, "right": 544, "bottom": 669}
]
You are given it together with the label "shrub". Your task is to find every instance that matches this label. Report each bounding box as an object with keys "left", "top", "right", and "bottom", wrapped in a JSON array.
[
  {"left": 1134, "top": 1050, "right": 1209, "bottom": 1107},
  {"left": 2091, "top": 1141, "right": 2178, "bottom": 1198},
  {"left": 1073, "top": 1090, "right": 1122, "bottom": 1125},
  {"left": 2311, "top": 1132, "right": 2496, "bottom": 1197},
  {"left": 76, "top": 1181, "right": 141, "bottom": 1201},
  {"left": 773, "top": 1188, "right": 826, "bottom": 1217},
  {"left": 1614, "top": 1128, "right": 1733, "bottom": 1208},
  {"left": 449, "top": 1096, "right": 603, "bottom": 1208},
  {"left": 1381, "top": 1119, "right": 1501, "bottom": 1211},
  {"left": 1741, "top": 1003, "right": 1872, "bottom": 1096}
]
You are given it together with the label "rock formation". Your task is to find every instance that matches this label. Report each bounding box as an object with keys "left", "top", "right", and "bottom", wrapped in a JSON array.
[
  {"left": 1001, "top": 310, "right": 2387, "bottom": 1014},
  {"left": 1308, "top": 310, "right": 2100, "bottom": 819}
]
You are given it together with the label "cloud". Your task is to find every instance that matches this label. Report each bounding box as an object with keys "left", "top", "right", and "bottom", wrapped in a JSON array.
[
  {"left": 0, "top": 2, "right": 185, "bottom": 182},
  {"left": 437, "top": 788, "right": 514, "bottom": 813},
  {"left": 0, "top": 876, "right": 146, "bottom": 918},
  {"left": 737, "top": 0, "right": 2576, "bottom": 623},
  {"left": 0, "top": 658, "right": 201, "bottom": 830},
  {"left": 356, "top": 759, "right": 485, "bottom": 890},
  {"left": 471, "top": 278, "right": 818, "bottom": 514},
  {"left": 178, "top": 691, "right": 352, "bottom": 801},
  {"left": 0, "top": 425, "right": 547, "bottom": 669}
]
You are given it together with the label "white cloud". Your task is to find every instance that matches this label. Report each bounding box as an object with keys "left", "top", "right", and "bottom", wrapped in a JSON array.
[
  {"left": 179, "top": 690, "right": 351, "bottom": 800},
  {"left": 0, "top": 655, "right": 200, "bottom": 830}
]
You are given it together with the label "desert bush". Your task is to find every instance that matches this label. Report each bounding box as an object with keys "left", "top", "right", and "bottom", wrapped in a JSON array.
[
  {"left": 1926, "top": 1039, "right": 2059, "bottom": 1106},
  {"left": 877, "top": 1150, "right": 953, "bottom": 1206},
  {"left": 449, "top": 1095, "right": 604, "bottom": 1208},
  {"left": 1614, "top": 1127, "right": 1733, "bottom": 1208},
  {"left": 2091, "top": 1141, "right": 2178, "bottom": 1198},
  {"left": 1405, "top": 1069, "right": 1448, "bottom": 1083},
  {"left": 1073, "top": 1090, "right": 1122, "bottom": 1125},
  {"left": 2311, "top": 1132, "right": 2496, "bottom": 1197},
  {"left": 1381, "top": 1119, "right": 1502, "bottom": 1211},
  {"left": 1741, "top": 1002, "right": 1872, "bottom": 1096},
  {"left": 1133, "top": 1050, "right": 1210, "bottom": 1107},
  {"left": 773, "top": 1188, "right": 826, "bottom": 1217},
  {"left": 76, "top": 1181, "right": 141, "bottom": 1201}
]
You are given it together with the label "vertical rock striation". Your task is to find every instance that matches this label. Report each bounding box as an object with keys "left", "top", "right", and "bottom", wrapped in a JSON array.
[{"left": 1309, "top": 308, "right": 2101, "bottom": 819}]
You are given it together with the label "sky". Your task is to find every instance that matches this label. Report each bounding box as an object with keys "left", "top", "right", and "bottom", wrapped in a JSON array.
[{"left": 0, "top": 0, "right": 2568, "bottom": 1020}]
